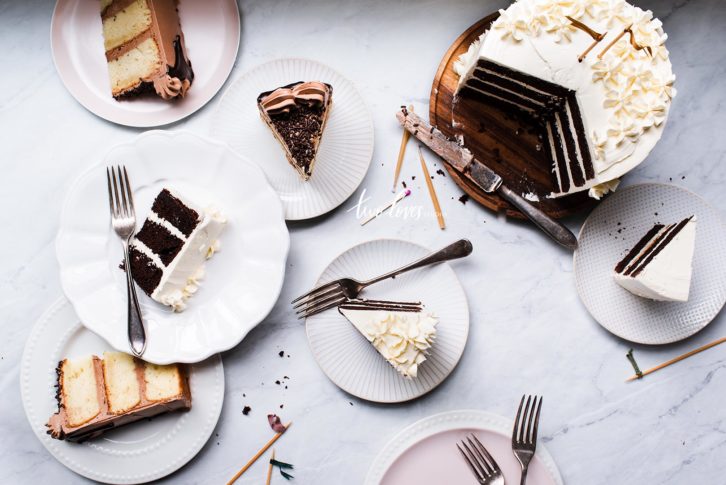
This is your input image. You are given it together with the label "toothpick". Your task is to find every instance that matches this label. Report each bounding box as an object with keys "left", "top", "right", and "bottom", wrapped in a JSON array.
[
  {"left": 626, "top": 337, "right": 726, "bottom": 382},
  {"left": 226, "top": 422, "right": 292, "bottom": 485},
  {"left": 578, "top": 37, "right": 606, "bottom": 62},
  {"left": 418, "top": 146, "right": 445, "bottom": 230},
  {"left": 598, "top": 25, "right": 630, "bottom": 59},
  {"left": 265, "top": 449, "right": 275, "bottom": 485},
  {"left": 392, "top": 105, "right": 414, "bottom": 191},
  {"left": 360, "top": 189, "right": 411, "bottom": 226}
]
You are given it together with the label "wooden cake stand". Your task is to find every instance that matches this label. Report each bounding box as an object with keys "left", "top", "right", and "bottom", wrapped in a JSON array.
[{"left": 429, "top": 14, "right": 597, "bottom": 220}]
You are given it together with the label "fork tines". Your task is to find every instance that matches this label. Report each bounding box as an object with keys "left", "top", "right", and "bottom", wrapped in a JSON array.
[
  {"left": 291, "top": 281, "right": 345, "bottom": 319},
  {"left": 457, "top": 434, "right": 502, "bottom": 483},
  {"left": 106, "top": 165, "right": 135, "bottom": 221},
  {"left": 513, "top": 394, "right": 542, "bottom": 448}
]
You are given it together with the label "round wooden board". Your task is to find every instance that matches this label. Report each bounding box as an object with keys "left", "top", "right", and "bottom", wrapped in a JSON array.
[{"left": 429, "top": 14, "right": 597, "bottom": 220}]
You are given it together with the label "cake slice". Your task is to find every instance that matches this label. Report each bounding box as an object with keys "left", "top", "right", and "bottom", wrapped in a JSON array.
[
  {"left": 47, "top": 351, "right": 191, "bottom": 441},
  {"left": 101, "top": 0, "right": 194, "bottom": 100},
  {"left": 257, "top": 81, "right": 333, "bottom": 180},
  {"left": 126, "top": 188, "right": 226, "bottom": 312},
  {"left": 338, "top": 299, "right": 438, "bottom": 379},
  {"left": 613, "top": 216, "right": 697, "bottom": 302}
]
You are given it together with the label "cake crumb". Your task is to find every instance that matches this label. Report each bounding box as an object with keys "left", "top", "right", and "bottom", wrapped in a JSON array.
[
  {"left": 242, "top": 406, "right": 251, "bottom": 416},
  {"left": 459, "top": 194, "right": 470, "bottom": 204},
  {"left": 278, "top": 350, "right": 284, "bottom": 358}
]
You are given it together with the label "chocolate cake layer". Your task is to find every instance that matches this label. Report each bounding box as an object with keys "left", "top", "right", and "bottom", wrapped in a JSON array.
[
  {"left": 629, "top": 217, "right": 692, "bottom": 277},
  {"left": 128, "top": 247, "right": 163, "bottom": 295},
  {"left": 615, "top": 224, "right": 665, "bottom": 274},
  {"left": 135, "top": 219, "right": 184, "bottom": 266},
  {"left": 151, "top": 188, "right": 200, "bottom": 237}
]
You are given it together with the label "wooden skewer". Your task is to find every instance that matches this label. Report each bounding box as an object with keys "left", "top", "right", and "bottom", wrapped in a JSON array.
[
  {"left": 226, "top": 422, "right": 292, "bottom": 485},
  {"left": 418, "top": 146, "right": 445, "bottom": 230},
  {"left": 598, "top": 25, "right": 630, "bottom": 59},
  {"left": 626, "top": 337, "right": 726, "bottom": 382},
  {"left": 265, "top": 449, "right": 275, "bottom": 485},
  {"left": 578, "top": 37, "right": 605, "bottom": 62},
  {"left": 392, "top": 105, "right": 414, "bottom": 191}
]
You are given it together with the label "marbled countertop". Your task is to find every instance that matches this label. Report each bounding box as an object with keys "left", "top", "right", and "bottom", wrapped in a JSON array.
[{"left": 1, "top": 0, "right": 725, "bottom": 483}]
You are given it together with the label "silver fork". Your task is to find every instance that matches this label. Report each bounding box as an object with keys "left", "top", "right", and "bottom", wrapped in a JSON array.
[
  {"left": 292, "top": 239, "right": 473, "bottom": 319},
  {"left": 457, "top": 433, "right": 505, "bottom": 485},
  {"left": 106, "top": 166, "right": 146, "bottom": 357},
  {"left": 512, "top": 395, "right": 543, "bottom": 485}
]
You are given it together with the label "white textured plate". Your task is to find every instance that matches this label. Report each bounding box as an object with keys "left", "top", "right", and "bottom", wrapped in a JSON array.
[
  {"left": 574, "top": 183, "right": 726, "bottom": 344},
  {"left": 51, "top": 0, "right": 240, "bottom": 127},
  {"left": 209, "top": 58, "right": 374, "bottom": 220},
  {"left": 20, "top": 298, "right": 224, "bottom": 484},
  {"left": 57, "top": 131, "right": 289, "bottom": 364},
  {"left": 366, "top": 410, "right": 563, "bottom": 485},
  {"left": 306, "top": 239, "right": 469, "bottom": 403}
]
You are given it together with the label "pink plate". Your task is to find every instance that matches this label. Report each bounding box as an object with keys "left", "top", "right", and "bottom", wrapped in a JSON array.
[
  {"left": 367, "top": 410, "right": 563, "bottom": 485},
  {"left": 50, "top": 0, "right": 240, "bottom": 127}
]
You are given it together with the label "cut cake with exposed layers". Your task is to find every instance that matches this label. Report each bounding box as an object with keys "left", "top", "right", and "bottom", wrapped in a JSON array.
[
  {"left": 47, "top": 351, "right": 191, "bottom": 441},
  {"left": 127, "top": 188, "right": 225, "bottom": 312},
  {"left": 100, "top": 0, "right": 194, "bottom": 100}
]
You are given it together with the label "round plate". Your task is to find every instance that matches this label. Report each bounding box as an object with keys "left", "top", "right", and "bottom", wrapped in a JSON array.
[
  {"left": 56, "top": 131, "right": 289, "bottom": 364},
  {"left": 20, "top": 298, "right": 224, "bottom": 484},
  {"left": 209, "top": 58, "right": 374, "bottom": 220},
  {"left": 305, "top": 239, "right": 469, "bottom": 403},
  {"left": 366, "top": 410, "right": 563, "bottom": 485},
  {"left": 429, "top": 14, "right": 597, "bottom": 219},
  {"left": 51, "top": 0, "right": 240, "bottom": 127},
  {"left": 574, "top": 183, "right": 726, "bottom": 344}
]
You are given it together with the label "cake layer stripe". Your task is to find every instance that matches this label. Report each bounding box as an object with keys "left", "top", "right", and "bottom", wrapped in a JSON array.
[
  {"left": 567, "top": 98, "right": 595, "bottom": 180},
  {"left": 615, "top": 224, "right": 665, "bottom": 273},
  {"left": 152, "top": 189, "right": 200, "bottom": 237},
  {"left": 548, "top": 120, "right": 571, "bottom": 193},
  {"left": 471, "top": 68, "right": 551, "bottom": 106},
  {"left": 630, "top": 218, "right": 692, "bottom": 277},
  {"left": 135, "top": 219, "right": 184, "bottom": 266},
  {"left": 556, "top": 111, "right": 585, "bottom": 187},
  {"left": 467, "top": 79, "right": 544, "bottom": 113},
  {"left": 623, "top": 224, "right": 675, "bottom": 276}
]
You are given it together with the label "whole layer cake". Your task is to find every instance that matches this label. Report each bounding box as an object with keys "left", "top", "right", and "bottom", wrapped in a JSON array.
[
  {"left": 338, "top": 299, "right": 438, "bottom": 379},
  {"left": 101, "top": 0, "right": 194, "bottom": 100},
  {"left": 454, "top": 0, "right": 675, "bottom": 199},
  {"left": 47, "top": 351, "right": 191, "bottom": 441},
  {"left": 613, "top": 216, "right": 697, "bottom": 302},
  {"left": 257, "top": 81, "right": 333, "bottom": 180},
  {"left": 127, "top": 188, "right": 225, "bottom": 311}
]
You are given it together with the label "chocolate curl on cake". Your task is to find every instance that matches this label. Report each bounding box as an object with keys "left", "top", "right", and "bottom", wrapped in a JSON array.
[
  {"left": 598, "top": 24, "right": 652, "bottom": 59},
  {"left": 566, "top": 16, "right": 606, "bottom": 62}
]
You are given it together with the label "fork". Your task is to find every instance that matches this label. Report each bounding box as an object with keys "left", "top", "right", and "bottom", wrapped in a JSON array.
[
  {"left": 106, "top": 166, "right": 146, "bottom": 357},
  {"left": 292, "top": 239, "right": 473, "bottom": 319},
  {"left": 512, "top": 395, "right": 543, "bottom": 485},
  {"left": 457, "top": 433, "right": 505, "bottom": 485}
]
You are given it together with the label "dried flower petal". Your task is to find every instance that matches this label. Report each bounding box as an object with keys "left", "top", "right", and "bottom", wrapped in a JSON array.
[{"left": 268, "top": 414, "right": 286, "bottom": 433}]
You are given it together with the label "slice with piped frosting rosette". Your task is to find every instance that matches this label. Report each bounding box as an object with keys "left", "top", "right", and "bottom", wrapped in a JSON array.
[
  {"left": 257, "top": 81, "right": 333, "bottom": 180},
  {"left": 338, "top": 299, "right": 438, "bottom": 379}
]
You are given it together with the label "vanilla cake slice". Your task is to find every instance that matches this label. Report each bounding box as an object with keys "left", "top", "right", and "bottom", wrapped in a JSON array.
[
  {"left": 100, "top": 0, "right": 194, "bottom": 100},
  {"left": 47, "top": 351, "right": 191, "bottom": 441}
]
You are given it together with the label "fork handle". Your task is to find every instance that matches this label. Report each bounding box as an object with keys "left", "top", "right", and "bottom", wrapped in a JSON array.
[
  {"left": 520, "top": 466, "right": 529, "bottom": 485},
  {"left": 123, "top": 242, "right": 146, "bottom": 357},
  {"left": 362, "top": 239, "right": 473, "bottom": 287}
]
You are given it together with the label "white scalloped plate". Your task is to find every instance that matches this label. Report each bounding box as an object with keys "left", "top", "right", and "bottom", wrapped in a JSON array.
[
  {"left": 366, "top": 410, "right": 563, "bottom": 485},
  {"left": 56, "top": 131, "right": 289, "bottom": 364},
  {"left": 306, "top": 239, "right": 470, "bottom": 403},
  {"left": 209, "top": 58, "right": 374, "bottom": 220},
  {"left": 51, "top": 0, "right": 240, "bottom": 127},
  {"left": 20, "top": 298, "right": 224, "bottom": 484},
  {"left": 574, "top": 183, "right": 726, "bottom": 344}
]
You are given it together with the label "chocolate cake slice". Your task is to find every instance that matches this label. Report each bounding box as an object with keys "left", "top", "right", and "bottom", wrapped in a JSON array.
[
  {"left": 47, "top": 352, "right": 191, "bottom": 442},
  {"left": 338, "top": 299, "right": 438, "bottom": 379},
  {"left": 101, "top": 0, "right": 194, "bottom": 100},
  {"left": 126, "top": 188, "right": 226, "bottom": 312},
  {"left": 613, "top": 216, "right": 697, "bottom": 302},
  {"left": 257, "top": 81, "right": 333, "bottom": 180}
]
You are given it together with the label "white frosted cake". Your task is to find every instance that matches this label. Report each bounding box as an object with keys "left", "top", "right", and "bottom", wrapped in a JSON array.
[
  {"left": 127, "top": 188, "right": 225, "bottom": 312},
  {"left": 454, "top": 0, "right": 675, "bottom": 199},
  {"left": 338, "top": 299, "right": 438, "bottom": 379},
  {"left": 613, "top": 216, "right": 696, "bottom": 302}
]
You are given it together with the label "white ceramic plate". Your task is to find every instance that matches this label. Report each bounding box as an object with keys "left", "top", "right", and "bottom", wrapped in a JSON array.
[
  {"left": 57, "top": 131, "right": 289, "bottom": 364},
  {"left": 365, "top": 410, "right": 563, "bottom": 485},
  {"left": 209, "top": 58, "right": 374, "bottom": 220},
  {"left": 20, "top": 298, "right": 225, "bottom": 484},
  {"left": 306, "top": 239, "right": 469, "bottom": 403},
  {"left": 51, "top": 0, "right": 240, "bottom": 127},
  {"left": 574, "top": 183, "right": 726, "bottom": 344}
]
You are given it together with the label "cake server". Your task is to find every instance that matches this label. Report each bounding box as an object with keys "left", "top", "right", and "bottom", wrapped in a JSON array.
[
  {"left": 106, "top": 165, "right": 146, "bottom": 357},
  {"left": 395, "top": 109, "right": 578, "bottom": 250}
]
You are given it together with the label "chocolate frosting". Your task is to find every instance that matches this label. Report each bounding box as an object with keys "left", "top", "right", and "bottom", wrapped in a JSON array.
[{"left": 259, "top": 81, "right": 330, "bottom": 116}]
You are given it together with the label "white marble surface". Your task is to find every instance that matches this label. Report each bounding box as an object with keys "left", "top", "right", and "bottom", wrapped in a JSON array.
[{"left": 1, "top": 0, "right": 725, "bottom": 483}]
